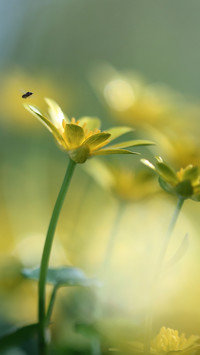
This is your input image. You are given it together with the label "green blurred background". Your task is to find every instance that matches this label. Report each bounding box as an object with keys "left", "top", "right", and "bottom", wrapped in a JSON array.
[{"left": 1, "top": 1, "right": 200, "bottom": 354}]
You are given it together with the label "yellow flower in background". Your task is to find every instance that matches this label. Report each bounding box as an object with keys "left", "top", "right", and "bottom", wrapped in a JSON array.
[
  {"left": 84, "top": 159, "right": 158, "bottom": 202},
  {"left": 129, "top": 327, "right": 199, "bottom": 354},
  {"left": 24, "top": 98, "right": 154, "bottom": 163},
  {"left": 151, "top": 327, "right": 199, "bottom": 354},
  {"left": 90, "top": 65, "right": 200, "bottom": 170},
  {"left": 141, "top": 156, "right": 200, "bottom": 201},
  {"left": 90, "top": 64, "right": 182, "bottom": 129},
  {"left": 143, "top": 118, "right": 200, "bottom": 169}
]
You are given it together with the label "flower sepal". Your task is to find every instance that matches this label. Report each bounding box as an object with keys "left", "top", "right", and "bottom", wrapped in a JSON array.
[
  {"left": 158, "top": 176, "right": 174, "bottom": 195},
  {"left": 68, "top": 145, "right": 90, "bottom": 164},
  {"left": 155, "top": 158, "right": 178, "bottom": 185},
  {"left": 175, "top": 180, "right": 193, "bottom": 200}
]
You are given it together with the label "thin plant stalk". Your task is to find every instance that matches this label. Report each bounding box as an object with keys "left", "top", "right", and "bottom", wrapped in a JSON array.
[
  {"left": 144, "top": 197, "right": 184, "bottom": 355},
  {"left": 90, "top": 336, "right": 101, "bottom": 355},
  {"left": 38, "top": 158, "right": 76, "bottom": 354},
  {"left": 46, "top": 284, "right": 59, "bottom": 325},
  {"left": 101, "top": 202, "right": 126, "bottom": 274}
]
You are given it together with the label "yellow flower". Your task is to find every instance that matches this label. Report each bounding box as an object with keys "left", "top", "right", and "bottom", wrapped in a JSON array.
[
  {"left": 141, "top": 156, "right": 200, "bottom": 201},
  {"left": 90, "top": 64, "right": 178, "bottom": 129},
  {"left": 84, "top": 159, "right": 157, "bottom": 202},
  {"left": 144, "top": 123, "right": 200, "bottom": 169},
  {"left": 91, "top": 65, "right": 200, "bottom": 170},
  {"left": 151, "top": 327, "right": 199, "bottom": 354},
  {"left": 24, "top": 98, "right": 154, "bottom": 164},
  {"left": 129, "top": 327, "right": 199, "bottom": 354}
]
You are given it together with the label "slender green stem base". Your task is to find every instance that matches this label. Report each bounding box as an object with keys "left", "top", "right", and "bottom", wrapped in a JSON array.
[
  {"left": 144, "top": 197, "right": 184, "bottom": 355},
  {"left": 38, "top": 159, "right": 76, "bottom": 355},
  {"left": 46, "top": 284, "right": 59, "bottom": 325}
]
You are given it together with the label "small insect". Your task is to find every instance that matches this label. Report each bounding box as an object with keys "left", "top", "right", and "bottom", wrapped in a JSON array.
[{"left": 22, "top": 91, "right": 33, "bottom": 99}]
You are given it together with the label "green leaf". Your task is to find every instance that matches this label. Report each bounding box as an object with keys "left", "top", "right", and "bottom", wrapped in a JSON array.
[
  {"left": 64, "top": 124, "right": 85, "bottom": 148},
  {"left": 92, "top": 148, "right": 139, "bottom": 156},
  {"left": 106, "top": 139, "right": 155, "bottom": 149},
  {"left": 106, "top": 126, "right": 134, "bottom": 142},
  {"left": 175, "top": 180, "right": 193, "bottom": 199},
  {"left": 0, "top": 323, "right": 38, "bottom": 350},
  {"left": 22, "top": 266, "right": 100, "bottom": 287},
  {"left": 84, "top": 132, "right": 111, "bottom": 150},
  {"left": 78, "top": 117, "right": 101, "bottom": 130}
]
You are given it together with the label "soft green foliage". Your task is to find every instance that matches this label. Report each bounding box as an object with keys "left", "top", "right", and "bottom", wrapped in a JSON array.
[
  {"left": 0, "top": 324, "right": 38, "bottom": 351},
  {"left": 22, "top": 266, "right": 99, "bottom": 287}
]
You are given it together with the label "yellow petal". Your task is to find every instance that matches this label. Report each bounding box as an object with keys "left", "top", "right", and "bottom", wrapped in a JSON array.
[
  {"left": 24, "top": 104, "right": 65, "bottom": 145},
  {"left": 157, "top": 162, "right": 178, "bottom": 185},
  {"left": 140, "top": 159, "right": 156, "bottom": 171},
  {"left": 45, "top": 98, "right": 69, "bottom": 131},
  {"left": 84, "top": 132, "right": 111, "bottom": 151},
  {"left": 92, "top": 148, "right": 139, "bottom": 156},
  {"left": 78, "top": 117, "right": 101, "bottom": 130},
  {"left": 64, "top": 124, "right": 85, "bottom": 148},
  {"left": 107, "top": 139, "right": 155, "bottom": 149},
  {"left": 106, "top": 126, "right": 134, "bottom": 142},
  {"left": 182, "top": 165, "right": 200, "bottom": 184}
]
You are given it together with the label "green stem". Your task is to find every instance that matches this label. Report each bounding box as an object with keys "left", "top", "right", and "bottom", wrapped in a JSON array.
[
  {"left": 90, "top": 336, "right": 101, "bottom": 355},
  {"left": 144, "top": 197, "right": 184, "bottom": 355},
  {"left": 38, "top": 158, "right": 76, "bottom": 355},
  {"left": 46, "top": 285, "right": 59, "bottom": 325},
  {"left": 101, "top": 202, "right": 126, "bottom": 274}
]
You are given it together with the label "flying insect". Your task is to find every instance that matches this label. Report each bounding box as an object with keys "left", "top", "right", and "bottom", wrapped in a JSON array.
[{"left": 22, "top": 91, "right": 33, "bottom": 99}]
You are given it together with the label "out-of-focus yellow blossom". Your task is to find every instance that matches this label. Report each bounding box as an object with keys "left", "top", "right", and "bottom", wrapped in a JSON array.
[
  {"left": 91, "top": 65, "right": 200, "bottom": 169},
  {"left": 0, "top": 69, "right": 67, "bottom": 130},
  {"left": 145, "top": 122, "right": 200, "bottom": 169},
  {"left": 141, "top": 156, "right": 200, "bottom": 201},
  {"left": 162, "top": 136, "right": 200, "bottom": 169},
  {"left": 129, "top": 327, "right": 199, "bottom": 354},
  {"left": 84, "top": 159, "right": 158, "bottom": 202},
  {"left": 24, "top": 98, "right": 154, "bottom": 163},
  {"left": 90, "top": 64, "right": 183, "bottom": 129},
  {"left": 150, "top": 327, "right": 200, "bottom": 354}
]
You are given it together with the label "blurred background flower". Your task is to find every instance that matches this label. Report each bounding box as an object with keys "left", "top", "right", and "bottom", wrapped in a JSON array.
[
  {"left": 90, "top": 64, "right": 200, "bottom": 169},
  {"left": 84, "top": 158, "right": 158, "bottom": 203}
]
